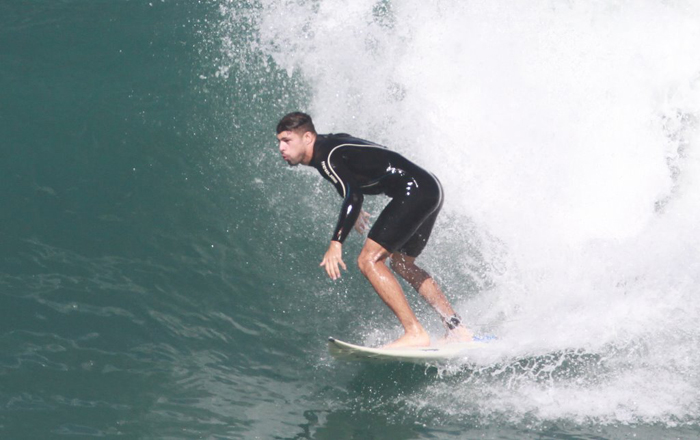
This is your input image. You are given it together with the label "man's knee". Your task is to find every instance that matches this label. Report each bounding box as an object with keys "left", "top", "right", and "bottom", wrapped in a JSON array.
[
  {"left": 357, "top": 250, "right": 382, "bottom": 275},
  {"left": 357, "top": 253, "right": 370, "bottom": 275},
  {"left": 358, "top": 239, "right": 391, "bottom": 275}
]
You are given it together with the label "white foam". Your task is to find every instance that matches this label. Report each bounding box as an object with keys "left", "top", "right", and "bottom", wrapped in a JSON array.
[{"left": 244, "top": 0, "right": 700, "bottom": 424}]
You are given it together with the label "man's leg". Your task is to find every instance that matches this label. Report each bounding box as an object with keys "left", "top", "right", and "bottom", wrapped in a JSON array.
[
  {"left": 357, "top": 238, "right": 431, "bottom": 348},
  {"left": 390, "top": 253, "right": 473, "bottom": 343}
]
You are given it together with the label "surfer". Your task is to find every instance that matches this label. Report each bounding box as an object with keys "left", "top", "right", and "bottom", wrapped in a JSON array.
[{"left": 276, "top": 112, "right": 473, "bottom": 348}]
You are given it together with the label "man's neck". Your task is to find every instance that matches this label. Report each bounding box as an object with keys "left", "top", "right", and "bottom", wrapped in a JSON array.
[{"left": 302, "top": 133, "right": 317, "bottom": 166}]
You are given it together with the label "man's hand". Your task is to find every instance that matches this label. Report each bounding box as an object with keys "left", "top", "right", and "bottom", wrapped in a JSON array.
[
  {"left": 320, "top": 241, "right": 347, "bottom": 280},
  {"left": 354, "top": 210, "right": 371, "bottom": 235}
]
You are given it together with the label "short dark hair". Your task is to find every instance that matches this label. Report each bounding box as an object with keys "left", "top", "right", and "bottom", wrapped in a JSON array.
[{"left": 276, "top": 112, "right": 316, "bottom": 135}]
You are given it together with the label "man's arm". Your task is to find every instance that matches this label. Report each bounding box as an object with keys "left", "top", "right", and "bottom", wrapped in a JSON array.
[
  {"left": 320, "top": 205, "right": 369, "bottom": 281},
  {"left": 320, "top": 152, "right": 364, "bottom": 279},
  {"left": 331, "top": 190, "right": 364, "bottom": 243}
]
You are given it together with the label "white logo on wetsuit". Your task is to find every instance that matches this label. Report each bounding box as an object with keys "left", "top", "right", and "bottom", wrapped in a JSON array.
[{"left": 321, "top": 161, "right": 338, "bottom": 184}]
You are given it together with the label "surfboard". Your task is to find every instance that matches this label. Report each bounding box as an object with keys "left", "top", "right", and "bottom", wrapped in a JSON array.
[{"left": 328, "top": 336, "right": 490, "bottom": 364}]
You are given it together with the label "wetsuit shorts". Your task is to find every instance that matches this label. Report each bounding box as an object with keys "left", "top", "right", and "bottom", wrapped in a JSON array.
[{"left": 367, "top": 173, "right": 444, "bottom": 258}]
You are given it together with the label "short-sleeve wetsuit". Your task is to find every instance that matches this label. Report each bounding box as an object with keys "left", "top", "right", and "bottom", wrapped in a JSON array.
[{"left": 311, "top": 133, "right": 444, "bottom": 258}]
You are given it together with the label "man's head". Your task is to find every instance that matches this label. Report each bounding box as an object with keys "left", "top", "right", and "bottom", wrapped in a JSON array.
[
  {"left": 276, "top": 112, "right": 317, "bottom": 166},
  {"left": 276, "top": 112, "right": 316, "bottom": 135}
]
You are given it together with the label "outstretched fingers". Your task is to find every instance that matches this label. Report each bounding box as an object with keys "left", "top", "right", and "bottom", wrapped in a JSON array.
[
  {"left": 320, "top": 257, "right": 346, "bottom": 280},
  {"left": 320, "top": 241, "right": 346, "bottom": 280}
]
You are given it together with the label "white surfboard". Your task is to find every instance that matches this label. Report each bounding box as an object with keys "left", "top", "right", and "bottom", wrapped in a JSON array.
[{"left": 328, "top": 336, "right": 490, "bottom": 364}]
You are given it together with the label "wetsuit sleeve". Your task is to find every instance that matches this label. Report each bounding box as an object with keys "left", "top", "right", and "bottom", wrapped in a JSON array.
[{"left": 328, "top": 155, "right": 364, "bottom": 243}]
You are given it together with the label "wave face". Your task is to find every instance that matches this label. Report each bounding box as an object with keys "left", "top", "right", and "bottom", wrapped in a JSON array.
[{"left": 2, "top": 0, "right": 699, "bottom": 438}]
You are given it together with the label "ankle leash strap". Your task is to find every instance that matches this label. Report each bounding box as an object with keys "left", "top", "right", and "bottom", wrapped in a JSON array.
[{"left": 444, "top": 314, "right": 462, "bottom": 330}]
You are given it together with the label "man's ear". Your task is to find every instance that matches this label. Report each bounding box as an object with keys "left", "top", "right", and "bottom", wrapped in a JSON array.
[
  {"left": 302, "top": 130, "right": 311, "bottom": 142},
  {"left": 302, "top": 130, "right": 315, "bottom": 145}
]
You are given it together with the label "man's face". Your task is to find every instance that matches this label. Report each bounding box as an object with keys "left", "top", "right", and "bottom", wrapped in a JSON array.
[{"left": 277, "top": 130, "right": 307, "bottom": 166}]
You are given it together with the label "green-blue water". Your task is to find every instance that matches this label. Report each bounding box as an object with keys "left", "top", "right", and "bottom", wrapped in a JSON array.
[{"left": 2, "top": 1, "right": 700, "bottom": 438}]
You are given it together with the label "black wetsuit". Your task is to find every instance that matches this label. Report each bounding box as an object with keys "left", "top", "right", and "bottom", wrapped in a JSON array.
[{"left": 311, "top": 133, "right": 444, "bottom": 257}]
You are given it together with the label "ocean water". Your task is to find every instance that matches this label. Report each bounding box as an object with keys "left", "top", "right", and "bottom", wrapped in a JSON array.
[{"left": 1, "top": 0, "right": 700, "bottom": 438}]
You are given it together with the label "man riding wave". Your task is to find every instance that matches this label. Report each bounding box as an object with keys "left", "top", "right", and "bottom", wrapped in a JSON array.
[{"left": 276, "top": 112, "right": 472, "bottom": 348}]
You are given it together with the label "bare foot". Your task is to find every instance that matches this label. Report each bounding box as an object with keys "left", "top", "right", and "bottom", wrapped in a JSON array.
[
  {"left": 437, "top": 325, "right": 474, "bottom": 345},
  {"left": 382, "top": 331, "right": 431, "bottom": 349}
]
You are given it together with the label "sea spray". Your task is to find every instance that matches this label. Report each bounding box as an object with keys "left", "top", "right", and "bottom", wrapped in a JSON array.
[{"left": 218, "top": 0, "right": 700, "bottom": 425}]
